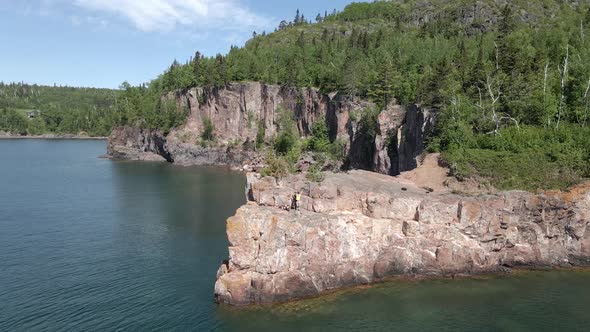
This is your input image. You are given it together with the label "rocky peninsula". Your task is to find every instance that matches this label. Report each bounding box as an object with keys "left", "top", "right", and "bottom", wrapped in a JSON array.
[
  {"left": 105, "top": 81, "right": 590, "bottom": 306},
  {"left": 214, "top": 170, "right": 590, "bottom": 305}
]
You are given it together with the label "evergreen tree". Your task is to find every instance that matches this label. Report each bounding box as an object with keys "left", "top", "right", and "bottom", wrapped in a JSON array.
[
  {"left": 496, "top": 4, "right": 516, "bottom": 75},
  {"left": 369, "top": 59, "right": 394, "bottom": 107},
  {"left": 297, "top": 31, "right": 305, "bottom": 48}
]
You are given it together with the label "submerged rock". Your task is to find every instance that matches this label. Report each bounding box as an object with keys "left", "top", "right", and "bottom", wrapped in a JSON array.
[{"left": 214, "top": 171, "right": 590, "bottom": 305}]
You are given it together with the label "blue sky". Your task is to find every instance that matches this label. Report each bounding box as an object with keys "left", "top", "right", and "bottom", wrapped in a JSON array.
[{"left": 0, "top": 0, "right": 361, "bottom": 89}]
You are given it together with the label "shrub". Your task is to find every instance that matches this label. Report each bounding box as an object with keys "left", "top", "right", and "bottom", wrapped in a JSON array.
[
  {"left": 442, "top": 125, "right": 590, "bottom": 191},
  {"left": 308, "top": 118, "right": 331, "bottom": 153},
  {"left": 274, "top": 130, "right": 297, "bottom": 154},
  {"left": 260, "top": 152, "right": 290, "bottom": 179},
  {"left": 201, "top": 117, "right": 215, "bottom": 141},
  {"left": 306, "top": 163, "right": 326, "bottom": 182},
  {"left": 256, "top": 120, "right": 266, "bottom": 149}
]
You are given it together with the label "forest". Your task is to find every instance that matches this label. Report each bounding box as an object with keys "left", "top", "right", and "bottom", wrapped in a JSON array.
[
  {"left": 0, "top": 83, "right": 119, "bottom": 136},
  {"left": 2, "top": 0, "right": 590, "bottom": 189},
  {"left": 149, "top": 0, "right": 589, "bottom": 190}
]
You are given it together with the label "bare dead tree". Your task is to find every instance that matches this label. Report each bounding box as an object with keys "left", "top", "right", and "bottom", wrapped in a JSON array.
[
  {"left": 493, "top": 42, "right": 500, "bottom": 70},
  {"left": 584, "top": 77, "right": 590, "bottom": 127},
  {"left": 483, "top": 73, "right": 519, "bottom": 136},
  {"left": 543, "top": 62, "right": 550, "bottom": 127},
  {"left": 557, "top": 44, "right": 569, "bottom": 129},
  {"left": 485, "top": 74, "right": 501, "bottom": 135}
]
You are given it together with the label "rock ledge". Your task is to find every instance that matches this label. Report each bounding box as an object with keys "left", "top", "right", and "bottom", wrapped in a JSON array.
[{"left": 214, "top": 171, "right": 590, "bottom": 305}]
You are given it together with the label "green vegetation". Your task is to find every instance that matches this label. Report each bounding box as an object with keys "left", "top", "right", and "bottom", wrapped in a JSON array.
[
  {"left": 0, "top": 83, "right": 118, "bottom": 136},
  {"left": 0, "top": 82, "right": 187, "bottom": 136},
  {"left": 5, "top": 1, "right": 590, "bottom": 189},
  {"left": 442, "top": 125, "right": 590, "bottom": 191},
  {"left": 202, "top": 117, "right": 215, "bottom": 141}
]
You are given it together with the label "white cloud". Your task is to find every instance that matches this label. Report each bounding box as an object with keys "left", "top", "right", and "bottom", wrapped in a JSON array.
[{"left": 72, "top": 0, "right": 272, "bottom": 32}]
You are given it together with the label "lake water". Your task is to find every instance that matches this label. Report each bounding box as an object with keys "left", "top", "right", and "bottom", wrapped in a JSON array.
[{"left": 1, "top": 139, "right": 589, "bottom": 331}]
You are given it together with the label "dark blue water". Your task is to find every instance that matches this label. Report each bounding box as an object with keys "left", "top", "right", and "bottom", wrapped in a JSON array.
[{"left": 1, "top": 140, "right": 590, "bottom": 331}]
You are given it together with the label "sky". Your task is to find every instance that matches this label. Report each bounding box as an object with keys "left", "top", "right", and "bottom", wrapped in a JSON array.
[{"left": 0, "top": 0, "right": 362, "bottom": 89}]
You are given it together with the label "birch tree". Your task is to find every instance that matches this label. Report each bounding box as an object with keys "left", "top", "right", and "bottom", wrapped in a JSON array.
[{"left": 557, "top": 45, "right": 569, "bottom": 129}]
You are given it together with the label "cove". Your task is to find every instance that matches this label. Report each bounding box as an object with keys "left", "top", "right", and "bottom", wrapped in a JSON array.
[{"left": 1, "top": 139, "right": 589, "bottom": 331}]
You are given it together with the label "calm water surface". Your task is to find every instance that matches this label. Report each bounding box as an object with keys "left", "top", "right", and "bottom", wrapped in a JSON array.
[{"left": 1, "top": 140, "right": 589, "bottom": 331}]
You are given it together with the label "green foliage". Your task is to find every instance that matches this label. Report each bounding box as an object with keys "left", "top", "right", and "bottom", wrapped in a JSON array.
[
  {"left": 0, "top": 109, "right": 28, "bottom": 134},
  {"left": 274, "top": 131, "right": 297, "bottom": 155},
  {"left": 306, "top": 162, "right": 326, "bottom": 182},
  {"left": 5, "top": 1, "right": 590, "bottom": 189},
  {"left": 443, "top": 125, "right": 590, "bottom": 191},
  {"left": 350, "top": 107, "right": 381, "bottom": 163},
  {"left": 255, "top": 120, "right": 266, "bottom": 149},
  {"left": 327, "top": 138, "right": 347, "bottom": 162},
  {"left": 308, "top": 118, "right": 330, "bottom": 152},
  {"left": 0, "top": 83, "right": 117, "bottom": 136},
  {"left": 201, "top": 117, "right": 215, "bottom": 141},
  {"left": 260, "top": 152, "right": 290, "bottom": 179},
  {"left": 115, "top": 83, "right": 188, "bottom": 134},
  {"left": 273, "top": 108, "right": 298, "bottom": 155}
]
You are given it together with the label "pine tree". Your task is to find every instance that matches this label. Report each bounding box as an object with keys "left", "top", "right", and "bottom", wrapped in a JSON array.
[
  {"left": 497, "top": 4, "right": 516, "bottom": 75},
  {"left": 369, "top": 59, "right": 394, "bottom": 107},
  {"left": 192, "top": 51, "right": 203, "bottom": 85},
  {"left": 297, "top": 31, "right": 305, "bottom": 48},
  {"left": 321, "top": 28, "right": 329, "bottom": 43},
  {"left": 343, "top": 57, "right": 360, "bottom": 98}
]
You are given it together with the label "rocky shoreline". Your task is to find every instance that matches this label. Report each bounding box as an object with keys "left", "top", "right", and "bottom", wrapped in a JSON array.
[
  {"left": 102, "top": 81, "right": 589, "bottom": 307},
  {"left": 213, "top": 171, "right": 590, "bottom": 306},
  {"left": 105, "top": 82, "right": 436, "bottom": 173},
  {"left": 0, "top": 132, "right": 106, "bottom": 140}
]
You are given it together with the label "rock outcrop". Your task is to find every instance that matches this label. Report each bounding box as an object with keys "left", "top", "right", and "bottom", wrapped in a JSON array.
[
  {"left": 107, "top": 126, "right": 171, "bottom": 162},
  {"left": 107, "top": 82, "right": 436, "bottom": 174},
  {"left": 214, "top": 171, "right": 590, "bottom": 305},
  {"left": 373, "top": 104, "right": 437, "bottom": 175}
]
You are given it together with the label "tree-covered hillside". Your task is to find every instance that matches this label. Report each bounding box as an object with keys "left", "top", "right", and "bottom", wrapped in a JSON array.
[
  {"left": 5, "top": 0, "right": 590, "bottom": 190},
  {"left": 0, "top": 83, "right": 119, "bottom": 136},
  {"left": 129, "top": 0, "right": 589, "bottom": 190}
]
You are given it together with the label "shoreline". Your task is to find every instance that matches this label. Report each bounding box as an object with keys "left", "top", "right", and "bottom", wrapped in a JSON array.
[
  {"left": 219, "top": 265, "right": 590, "bottom": 309},
  {"left": 0, "top": 134, "right": 107, "bottom": 140}
]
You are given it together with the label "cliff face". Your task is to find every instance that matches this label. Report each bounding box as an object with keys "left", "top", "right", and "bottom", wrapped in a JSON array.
[
  {"left": 107, "top": 126, "right": 171, "bottom": 162},
  {"left": 373, "top": 104, "right": 437, "bottom": 175},
  {"left": 107, "top": 82, "right": 436, "bottom": 174},
  {"left": 214, "top": 171, "right": 590, "bottom": 305}
]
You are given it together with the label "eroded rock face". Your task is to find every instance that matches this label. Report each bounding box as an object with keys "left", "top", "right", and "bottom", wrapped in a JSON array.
[
  {"left": 373, "top": 104, "right": 437, "bottom": 175},
  {"left": 107, "top": 126, "right": 170, "bottom": 162},
  {"left": 107, "top": 82, "right": 435, "bottom": 173},
  {"left": 214, "top": 171, "right": 590, "bottom": 305}
]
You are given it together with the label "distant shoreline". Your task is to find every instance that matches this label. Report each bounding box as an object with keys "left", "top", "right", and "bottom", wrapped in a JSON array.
[{"left": 0, "top": 133, "right": 107, "bottom": 140}]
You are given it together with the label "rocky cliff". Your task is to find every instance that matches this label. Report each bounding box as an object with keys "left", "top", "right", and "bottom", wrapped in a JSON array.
[
  {"left": 107, "top": 82, "right": 436, "bottom": 174},
  {"left": 214, "top": 171, "right": 590, "bottom": 305},
  {"left": 107, "top": 126, "right": 171, "bottom": 162}
]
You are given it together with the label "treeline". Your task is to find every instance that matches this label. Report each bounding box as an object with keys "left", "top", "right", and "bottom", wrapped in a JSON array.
[
  {"left": 153, "top": 1, "right": 590, "bottom": 129},
  {"left": 0, "top": 82, "right": 187, "bottom": 136},
  {"left": 0, "top": 83, "right": 119, "bottom": 136},
  {"left": 3, "top": 1, "right": 590, "bottom": 189},
  {"left": 146, "top": 0, "right": 590, "bottom": 189}
]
